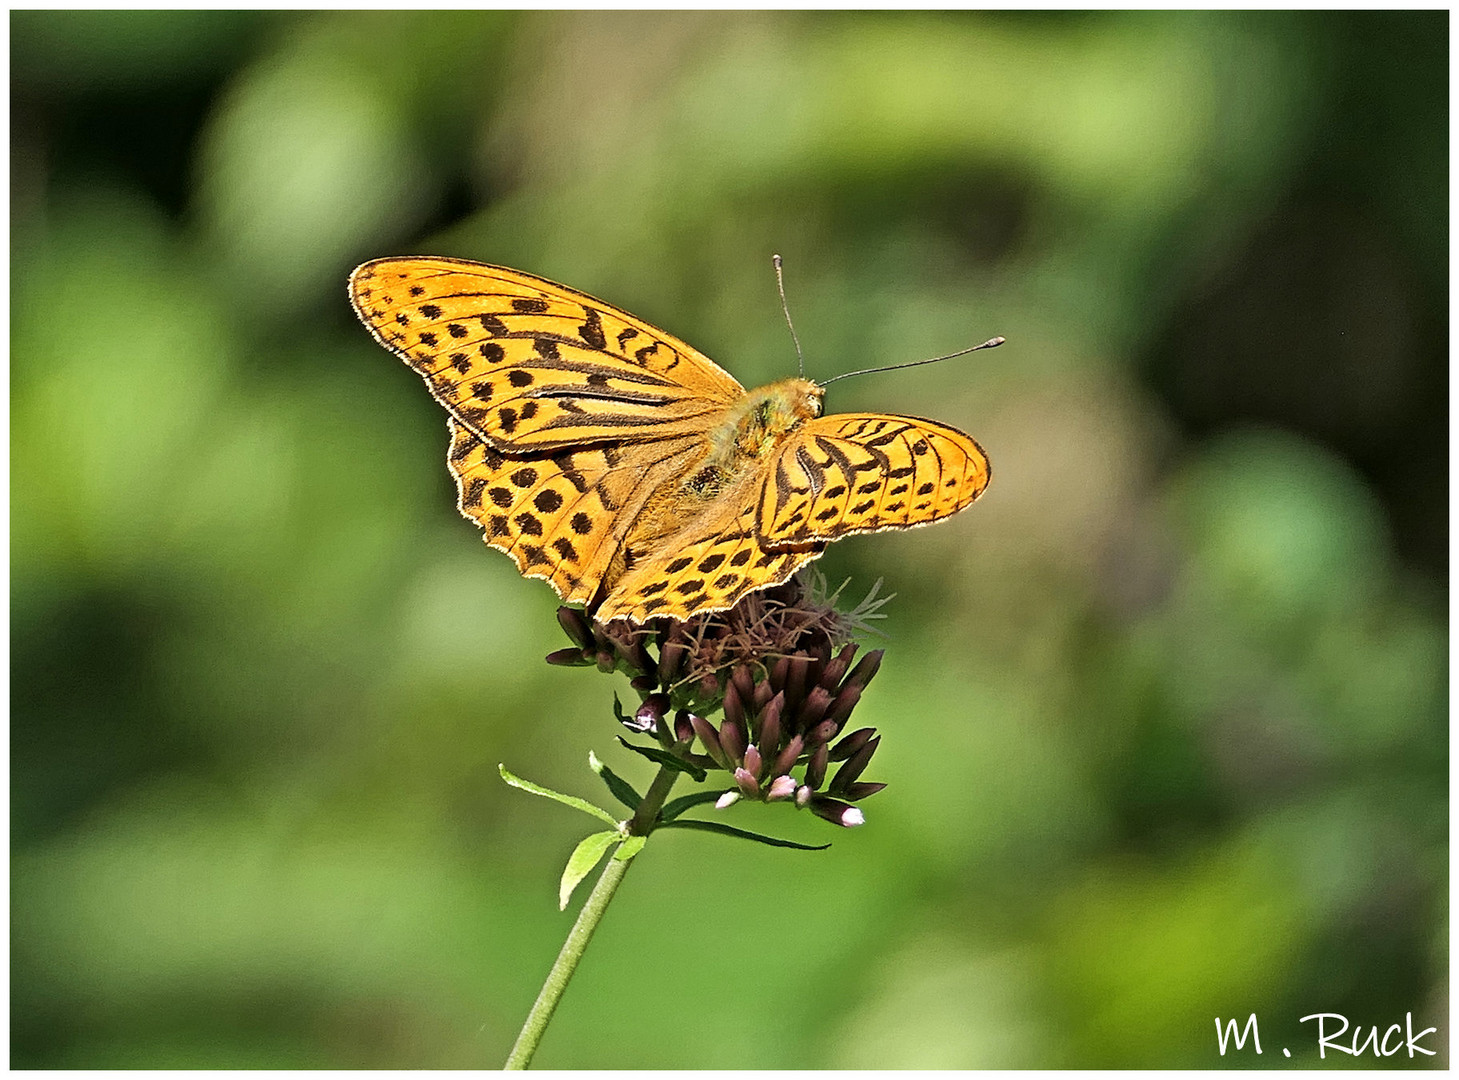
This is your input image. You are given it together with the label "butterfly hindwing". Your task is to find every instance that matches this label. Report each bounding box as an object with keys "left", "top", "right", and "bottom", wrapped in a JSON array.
[
  {"left": 447, "top": 418, "right": 704, "bottom": 606},
  {"left": 757, "top": 413, "right": 990, "bottom": 546},
  {"left": 350, "top": 258, "right": 743, "bottom": 453},
  {"left": 595, "top": 489, "right": 826, "bottom": 623}
]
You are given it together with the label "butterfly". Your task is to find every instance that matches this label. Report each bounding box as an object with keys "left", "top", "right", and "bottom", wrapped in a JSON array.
[{"left": 348, "top": 257, "right": 992, "bottom": 624}]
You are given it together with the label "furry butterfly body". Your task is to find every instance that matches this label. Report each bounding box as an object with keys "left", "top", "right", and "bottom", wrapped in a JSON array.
[{"left": 349, "top": 257, "right": 990, "bottom": 623}]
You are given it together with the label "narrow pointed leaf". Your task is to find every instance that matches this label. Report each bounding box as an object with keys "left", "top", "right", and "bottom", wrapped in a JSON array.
[
  {"left": 613, "top": 835, "right": 647, "bottom": 861},
  {"left": 559, "top": 830, "right": 621, "bottom": 910},
  {"left": 659, "top": 818, "right": 831, "bottom": 851},
  {"left": 616, "top": 736, "right": 708, "bottom": 781},
  {"left": 499, "top": 764, "right": 619, "bottom": 826},
  {"left": 589, "top": 751, "right": 643, "bottom": 810},
  {"left": 659, "top": 790, "right": 724, "bottom": 822}
]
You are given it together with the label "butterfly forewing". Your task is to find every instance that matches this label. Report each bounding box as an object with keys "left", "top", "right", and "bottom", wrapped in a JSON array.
[
  {"left": 758, "top": 414, "right": 990, "bottom": 546},
  {"left": 349, "top": 258, "right": 743, "bottom": 452}
]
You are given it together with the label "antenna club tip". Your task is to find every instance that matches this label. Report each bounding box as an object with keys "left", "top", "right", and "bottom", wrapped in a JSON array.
[
  {"left": 772, "top": 253, "right": 783, "bottom": 267},
  {"left": 983, "top": 336, "right": 1006, "bottom": 349}
]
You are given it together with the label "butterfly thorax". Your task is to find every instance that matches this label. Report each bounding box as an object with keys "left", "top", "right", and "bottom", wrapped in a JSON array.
[{"left": 705, "top": 377, "right": 824, "bottom": 475}]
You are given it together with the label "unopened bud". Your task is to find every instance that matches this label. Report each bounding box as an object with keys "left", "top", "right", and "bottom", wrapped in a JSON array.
[
  {"left": 829, "top": 726, "right": 875, "bottom": 762},
  {"left": 715, "top": 789, "right": 741, "bottom": 810},
  {"left": 545, "top": 647, "right": 590, "bottom": 667},
  {"left": 690, "top": 714, "right": 728, "bottom": 768},
  {"left": 810, "top": 797, "right": 865, "bottom": 827},
  {"left": 719, "top": 717, "right": 747, "bottom": 764},
  {"left": 782, "top": 655, "right": 810, "bottom": 713},
  {"left": 730, "top": 664, "right": 756, "bottom": 714},
  {"left": 772, "top": 734, "right": 804, "bottom": 778},
  {"left": 556, "top": 607, "right": 595, "bottom": 650},
  {"left": 722, "top": 678, "right": 747, "bottom": 730},
  {"left": 830, "top": 736, "right": 879, "bottom": 793},
  {"left": 756, "top": 694, "right": 784, "bottom": 757},
  {"left": 743, "top": 744, "right": 763, "bottom": 780},
  {"left": 819, "top": 643, "right": 859, "bottom": 690},
  {"left": 805, "top": 743, "right": 829, "bottom": 790},
  {"left": 733, "top": 767, "right": 761, "bottom": 798},
  {"left": 633, "top": 693, "right": 670, "bottom": 734},
  {"left": 767, "top": 775, "right": 797, "bottom": 801},
  {"left": 798, "top": 685, "right": 833, "bottom": 731},
  {"left": 842, "top": 649, "right": 884, "bottom": 693}
]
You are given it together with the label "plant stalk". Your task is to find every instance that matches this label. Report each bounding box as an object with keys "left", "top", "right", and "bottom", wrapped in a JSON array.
[{"left": 503, "top": 762, "right": 681, "bottom": 1069}]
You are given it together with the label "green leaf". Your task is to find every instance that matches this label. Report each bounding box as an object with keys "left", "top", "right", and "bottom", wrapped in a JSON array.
[
  {"left": 659, "top": 790, "right": 723, "bottom": 822},
  {"left": 499, "top": 763, "right": 619, "bottom": 826},
  {"left": 613, "top": 834, "right": 647, "bottom": 861},
  {"left": 660, "top": 818, "right": 831, "bottom": 851},
  {"left": 616, "top": 736, "right": 708, "bottom": 782},
  {"left": 589, "top": 751, "right": 643, "bottom": 810},
  {"left": 560, "top": 830, "right": 620, "bottom": 910}
]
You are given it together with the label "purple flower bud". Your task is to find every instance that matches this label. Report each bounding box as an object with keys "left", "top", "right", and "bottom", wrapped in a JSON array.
[
  {"left": 719, "top": 717, "right": 747, "bottom": 765},
  {"left": 722, "top": 678, "right": 746, "bottom": 730},
  {"left": 730, "top": 664, "right": 756, "bottom": 714},
  {"left": 782, "top": 655, "right": 811, "bottom": 714},
  {"left": 772, "top": 734, "right": 804, "bottom": 778},
  {"left": 841, "top": 649, "right": 883, "bottom": 693},
  {"left": 795, "top": 784, "right": 813, "bottom": 807},
  {"left": 752, "top": 674, "right": 775, "bottom": 713},
  {"left": 769, "top": 655, "right": 791, "bottom": 696},
  {"left": 829, "top": 726, "right": 876, "bottom": 762},
  {"left": 697, "top": 668, "right": 720, "bottom": 700},
  {"left": 824, "top": 682, "right": 863, "bottom": 730},
  {"left": 629, "top": 674, "right": 657, "bottom": 695},
  {"left": 716, "top": 790, "right": 741, "bottom": 810},
  {"left": 595, "top": 649, "right": 617, "bottom": 674},
  {"left": 608, "top": 631, "right": 651, "bottom": 675},
  {"left": 756, "top": 693, "right": 784, "bottom": 756},
  {"left": 634, "top": 693, "right": 670, "bottom": 734},
  {"left": 734, "top": 767, "right": 761, "bottom": 798},
  {"left": 797, "top": 685, "right": 833, "bottom": 732},
  {"left": 657, "top": 630, "right": 689, "bottom": 686},
  {"left": 819, "top": 642, "right": 859, "bottom": 690},
  {"left": 674, "top": 709, "right": 696, "bottom": 744},
  {"left": 845, "top": 781, "right": 887, "bottom": 801},
  {"left": 810, "top": 797, "right": 865, "bottom": 827},
  {"left": 767, "top": 775, "right": 797, "bottom": 801},
  {"left": 545, "top": 647, "right": 590, "bottom": 667},
  {"left": 690, "top": 714, "right": 728, "bottom": 769},
  {"left": 809, "top": 719, "right": 839, "bottom": 748},
  {"left": 805, "top": 743, "right": 829, "bottom": 790},
  {"left": 743, "top": 744, "right": 763, "bottom": 780},
  {"left": 830, "top": 735, "right": 879, "bottom": 792},
  {"left": 556, "top": 607, "right": 596, "bottom": 650}
]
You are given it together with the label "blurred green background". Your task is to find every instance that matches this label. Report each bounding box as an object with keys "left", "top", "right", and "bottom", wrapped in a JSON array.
[{"left": 11, "top": 10, "right": 1447, "bottom": 1069}]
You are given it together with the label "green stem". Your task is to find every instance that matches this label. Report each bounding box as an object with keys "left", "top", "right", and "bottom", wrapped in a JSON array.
[{"left": 503, "top": 762, "right": 681, "bottom": 1070}]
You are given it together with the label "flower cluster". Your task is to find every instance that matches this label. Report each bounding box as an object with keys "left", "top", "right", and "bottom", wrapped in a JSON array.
[{"left": 548, "top": 576, "right": 888, "bottom": 826}]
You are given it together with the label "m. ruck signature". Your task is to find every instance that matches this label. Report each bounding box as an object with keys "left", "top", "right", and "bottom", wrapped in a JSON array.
[{"left": 1216, "top": 1012, "right": 1438, "bottom": 1061}]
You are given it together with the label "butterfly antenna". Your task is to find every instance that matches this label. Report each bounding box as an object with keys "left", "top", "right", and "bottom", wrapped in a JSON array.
[
  {"left": 819, "top": 335, "right": 1006, "bottom": 387},
  {"left": 773, "top": 254, "right": 806, "bottom": 378}
]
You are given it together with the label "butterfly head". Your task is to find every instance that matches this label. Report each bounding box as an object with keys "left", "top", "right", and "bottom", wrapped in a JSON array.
[{"left": 787, "top": 377, "right": 825, "bottom": 421}]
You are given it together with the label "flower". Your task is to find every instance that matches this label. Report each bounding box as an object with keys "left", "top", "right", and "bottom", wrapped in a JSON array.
[{"left": 547, "top": 572, "right": 890, "bottom": 825}]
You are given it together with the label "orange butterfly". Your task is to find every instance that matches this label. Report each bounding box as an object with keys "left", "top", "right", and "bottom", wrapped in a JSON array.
[{"left": 349, "top": 257, "right": 992, "bottom": 624}]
